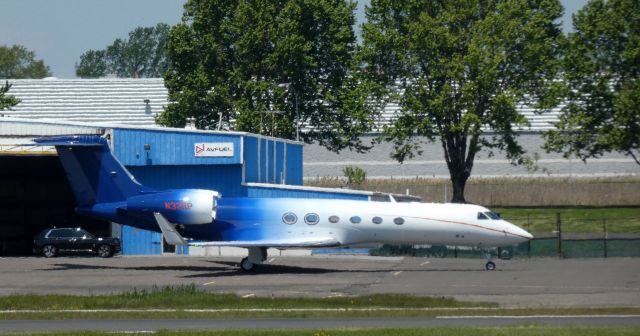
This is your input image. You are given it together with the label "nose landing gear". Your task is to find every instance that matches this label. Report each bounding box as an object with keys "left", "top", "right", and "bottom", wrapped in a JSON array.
[
  {"left": 484, "top": 250, "right": 496, "bottom": 271},
  {"left": 485, "top": 260, "right": 496, "bottom": 271}
]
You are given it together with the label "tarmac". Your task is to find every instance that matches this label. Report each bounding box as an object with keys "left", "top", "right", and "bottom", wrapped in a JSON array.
[{"left": 1, "top": 255, "right": 639, "bottom": 307}]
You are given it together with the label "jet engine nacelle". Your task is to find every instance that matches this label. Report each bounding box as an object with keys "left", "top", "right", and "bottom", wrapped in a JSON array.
[{"left": 127, "top": 189, "right": 219, "bottom": 225}]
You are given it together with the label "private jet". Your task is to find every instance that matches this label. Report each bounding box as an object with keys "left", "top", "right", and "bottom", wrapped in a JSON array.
[{"left": 36, "top": 135, "right": 532, "bottom": 272}]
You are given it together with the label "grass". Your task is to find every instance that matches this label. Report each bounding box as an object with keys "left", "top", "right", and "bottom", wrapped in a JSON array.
[
  {"left": 2, "top": 327, "right": 640, "bottom": 336},
  {"left": 0, "top": 284, "right": 488, "bottom": 311},
  {"left": 0, "top": 284, "right": 494, "bottom": 319},
  {"left": 492, "top": 207, "right": 640, "bottom": 233},
  {"left": 1, "top": 285, "right": 640, "bottom": 320}
]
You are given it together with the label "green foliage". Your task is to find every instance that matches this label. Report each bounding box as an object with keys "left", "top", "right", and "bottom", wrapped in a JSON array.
[
  {"left": 0, "top": 81, "right": 20, "bottom": 110},
  {"left": 75, "top": 23, "right": 170, "bottom": 78},
  {"left": 159, "top": 0, "right": 376, "bottom": 152},
  {"left": 0, "top": 44, "right": 51, "bottom": 78},
  {"left": 360, "top": 0, "right": 563, "bottom": 202},
  {"left": 75, "top": 50, "right": 108, "bottom": 78},
  {"left": 343, "top": 166, "right": 367, "bottom": 186},
  {"left": 544, "top": 0, "right": 640, "bottom": 166}
]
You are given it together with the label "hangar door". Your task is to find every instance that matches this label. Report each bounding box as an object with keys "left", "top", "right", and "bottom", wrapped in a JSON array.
[{"left": 0, "top": 154, "right": 110, "bottom": 256}]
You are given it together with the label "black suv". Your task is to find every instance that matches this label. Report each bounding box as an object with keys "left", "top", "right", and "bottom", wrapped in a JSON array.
[{"left": 33, "top": 228, "right": 121, "bottom": 258}]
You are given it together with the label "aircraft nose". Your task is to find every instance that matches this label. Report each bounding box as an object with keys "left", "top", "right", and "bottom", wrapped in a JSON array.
[{"left": 506, "top": 223, "right": 533, "bottom": 241}]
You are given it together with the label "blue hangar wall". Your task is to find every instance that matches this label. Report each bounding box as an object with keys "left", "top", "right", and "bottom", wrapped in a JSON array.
[{"left": 109, "top": 127, "right": 367, "bottom": 255}]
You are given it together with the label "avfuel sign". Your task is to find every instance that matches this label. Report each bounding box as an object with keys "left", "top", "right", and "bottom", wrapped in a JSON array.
[{"left": 194, "top": 143, "right": 234, "bottom": 157}]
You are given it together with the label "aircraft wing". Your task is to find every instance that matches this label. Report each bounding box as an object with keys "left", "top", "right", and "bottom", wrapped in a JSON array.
[{"left": 189, "top": 237, "right": 341, "bottom": 248}]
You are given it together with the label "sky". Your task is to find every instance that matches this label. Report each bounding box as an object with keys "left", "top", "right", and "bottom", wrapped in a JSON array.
[{"left": 0, "top": 0, "right": 588, "bottom": 79}]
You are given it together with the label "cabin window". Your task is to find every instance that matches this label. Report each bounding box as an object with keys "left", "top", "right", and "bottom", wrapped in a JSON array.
[
  {"left": 485, "top": 212, "right": 501, "bottom": 220},
  {"left": 329, "top": 215, "right": 340, "bottom": 223},
  {"left": 393, "top": 217, "right": 405, "bottom": 225},
  {"left": 350, "top": 216, "right": 362, "bottom": 224},
  {"left": 282, "top": 212, "right": 297, "bottom": 225},
  {"left": 304, "top": 213, "right": 320, "bottom": 225},
  {"left": 477, "top": 212, "right": 489, "bottom": 220},
  {"left": 372, "top": 216, "right": 383, "bottom": 224}
]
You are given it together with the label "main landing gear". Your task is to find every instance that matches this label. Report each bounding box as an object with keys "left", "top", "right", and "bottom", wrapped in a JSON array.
[{"left": 240, "top": 246, "right": 267, "bottom": 272}]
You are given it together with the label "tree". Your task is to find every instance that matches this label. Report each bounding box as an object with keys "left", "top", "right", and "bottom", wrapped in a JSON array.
[
  {"left": 158, "top": 0, "right": 375, "bottom": 152},
  {"left": 0, "top": 81, "right": 20, "bottom": 111},
  {"left": 544, "top": 0, "right": 640, "bottom": 166},
  {"left": 343, "top": 166, "right": 367, "bottom": 186},
  {"left": 75, "top": 23, "right": 170, "bottom": 78},
  {"left": 0, "top": 45, "right": 51, "bottom": 78},
  {"left": 360, "top": 0, "right": 563, "bottom": 203},
  {"left": 75, "top": 50, "right": 108, "bottom": 78}
]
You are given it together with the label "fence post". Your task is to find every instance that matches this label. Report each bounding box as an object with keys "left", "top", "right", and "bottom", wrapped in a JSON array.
[
  {"left": 603, "top": 219, "right": 608, "bottom": 259},
  {"left": 556, "top": 213, "right": 562, "bottom": 259},
  {"left": 527, "top": 215, "right": 531, "bottom": 258}
]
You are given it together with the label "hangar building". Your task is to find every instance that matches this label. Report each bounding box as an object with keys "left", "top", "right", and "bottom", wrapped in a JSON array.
[{"left": 0, "top": 118, "right": 382, "bottom": 256}]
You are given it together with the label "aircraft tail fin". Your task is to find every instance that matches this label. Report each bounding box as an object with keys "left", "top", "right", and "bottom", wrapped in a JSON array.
[{"left": 35, "top": 135, "right": 144, "bottom": 207}]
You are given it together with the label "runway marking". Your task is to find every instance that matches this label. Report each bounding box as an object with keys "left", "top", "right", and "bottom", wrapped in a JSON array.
[
  {"left": 242, "top": 294, "right": 255, "bottom": 298},
  {"left": 392, "top": 271, "right": 403, "bottom": 276},
  {"left": 447, "top": 284, "right": 640, "bottom": 291},
  {"left": 202, "top": 281, "right": 216, "bottom": 286},
  {"left": 420, "top": 261, "right": 430, "bottom": 266},
  {"left": 437, "top": 315, "right": 640, "bottom": 319},
  {"left": 268, "top": 258, "right": 276, "bottom": 263},
  {"left": 324, "top": 293, "right": 344, "bottom": 298}
]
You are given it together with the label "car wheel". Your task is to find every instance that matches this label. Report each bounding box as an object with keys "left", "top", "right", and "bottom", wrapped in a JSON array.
[
  {"left": 97, "top": 244, "right": 113, "bottom": 258},
  {"left": 42, "top": 245, "right": 57, "bottom": 258}
]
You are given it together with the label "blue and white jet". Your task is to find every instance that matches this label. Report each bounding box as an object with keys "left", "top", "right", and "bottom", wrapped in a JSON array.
[{"left": 36, "top": 135, "right": 532, "bottom": 272}]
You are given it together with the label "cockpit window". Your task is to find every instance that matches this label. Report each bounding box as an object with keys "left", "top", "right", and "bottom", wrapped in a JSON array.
[
  {"left": 485, "top": 212, "right": 501, "bottom": 220},
  {"left": 477, "top": 212, "right": 489, "bottom": 220}
]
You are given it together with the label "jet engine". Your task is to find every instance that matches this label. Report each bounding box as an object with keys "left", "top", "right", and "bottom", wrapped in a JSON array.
[{"left": 127, "top": 189, "right": 219, "bottom": 225}]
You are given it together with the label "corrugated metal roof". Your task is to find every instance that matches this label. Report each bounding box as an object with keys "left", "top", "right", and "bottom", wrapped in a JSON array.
[
  {"left": 1, "top": 78, "right": 166, "bottom": 127},
  {"left": 1, "top": 78, "right": 561, "bottom": 131},
  {"left": 0, "top": 117, "right": 105, "bottom": 139},
  {"left": 375, "top": 101, "right": 563, "bottom": 132}
]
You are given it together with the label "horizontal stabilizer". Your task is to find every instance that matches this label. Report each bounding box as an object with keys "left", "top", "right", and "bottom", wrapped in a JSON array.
[
  {"left": 190, "top": 237, "right": 340, "bottom": 248},
  {"left": 154, "top": 212, "right": 186, "bottom": 246},
  {"left": 34, "top": 135, "right": 108, "bottom": 146}
]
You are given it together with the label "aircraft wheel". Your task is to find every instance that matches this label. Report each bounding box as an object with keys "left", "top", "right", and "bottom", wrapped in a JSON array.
[
  {"left": 42, "top": 245, "right": 57, "bottom": 258},
  {"left": 240, "top": 257, "right": 256, "bottom": 272},
  {"left": 485, "top": 261, "right": 496, "bottom": 271}
]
